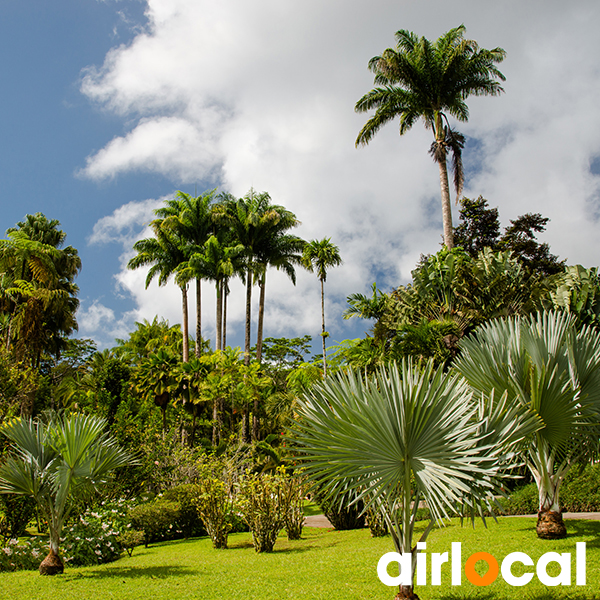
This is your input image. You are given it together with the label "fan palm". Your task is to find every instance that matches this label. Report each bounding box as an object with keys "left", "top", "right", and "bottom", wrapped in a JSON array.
[
  {"left": 0, "top": 413, "right": 135, "bottom": 575},
  {"left": 454, "top": 311, "right": 600, "bottom": 539},
  {"left": 302, "top": 238, "right": 342, "bottom": 377},
  {"left": 355, "top": 25, "right": 506, "bottom": 248},
  {"left": 291, "top": 359, "right": 534, "bottom": 599}
]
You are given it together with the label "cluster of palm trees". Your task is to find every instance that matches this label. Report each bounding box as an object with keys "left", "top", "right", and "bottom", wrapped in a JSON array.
[{"left": 129, "top": 188, "right": 342, "bottom": 370}]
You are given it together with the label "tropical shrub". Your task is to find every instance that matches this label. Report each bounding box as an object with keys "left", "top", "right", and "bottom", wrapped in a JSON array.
[
  {"left": 237, "top": 470, "right": 286, "bottom": 552},
  {"left": 0, "top": 537, "right": 47, "bottom": 572},
  {"left": 192, "top": 476, "right": 233, "bottom": 549},
  {"left": 280, "top": 469, "right": 306, "bottom": 541},
  {"left": 61, "top": 510, "right": 121, "bottom": 566},
  {"left": 365, "top": 504, "right": 388, "bottom": 537},
  {"left": 162, "top": 484, "right": 205, "bottom": 538},
  {"left": 315, "top": 487, "right": 365, "bottom": 531},
  {"left": 128, "top": 499, "right": 180, "bottom": 547},
  {"left": 0, "top": 494, "right": 36, "bottom": 540},
  {"left": 501, "top": 484, "right": 538, "bottom": 515},
  {"left": 116, "top": 530, "right": 145, "bottom": 557}
]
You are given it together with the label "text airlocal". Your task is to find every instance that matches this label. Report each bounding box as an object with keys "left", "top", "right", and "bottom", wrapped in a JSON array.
[{"left": 377, "top": 542, "right": 586, "bottom": 587}]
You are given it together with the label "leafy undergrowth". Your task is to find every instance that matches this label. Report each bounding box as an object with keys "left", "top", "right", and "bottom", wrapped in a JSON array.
[{"left": 1, "top": 517, "right": 600, "bottom": 600}]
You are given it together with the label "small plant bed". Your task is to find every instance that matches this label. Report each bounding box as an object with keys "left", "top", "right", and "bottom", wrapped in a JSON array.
[{"left": 1, "top": 517, "right": 600, "bottom": 599}]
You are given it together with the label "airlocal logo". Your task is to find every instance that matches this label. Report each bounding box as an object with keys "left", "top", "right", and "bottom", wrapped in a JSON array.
[{"left": 377, "top": 542, "right": 586, "bottom": 587}]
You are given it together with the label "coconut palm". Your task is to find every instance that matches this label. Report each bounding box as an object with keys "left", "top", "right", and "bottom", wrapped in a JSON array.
[
  {"left": 355, "top": 25, "right": 506, "bottom": 248},
  {"left": 128, "top": 224, "right": 191, "bottom": 361},
  {"left": 302, "top": 238, "right": 342, "bottom": 377},
  {"left": 454, "top": 311, "right": 600, "bottom": 539},
  {"left": 0, "top": 413, "right": 135, "bottom": 575},
  {"left": 291, "top": 359, "right": 534, "bottom": 599}
]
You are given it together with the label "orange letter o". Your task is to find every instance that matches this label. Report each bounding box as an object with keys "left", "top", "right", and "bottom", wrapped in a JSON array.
[{"left": 464, "top": 552, "right": 499, "bottom": 587}]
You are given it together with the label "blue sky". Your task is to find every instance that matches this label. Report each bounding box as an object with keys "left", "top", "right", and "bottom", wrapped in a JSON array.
[{"left": 2, "top": 0, "right": 600, "bottom": 353}]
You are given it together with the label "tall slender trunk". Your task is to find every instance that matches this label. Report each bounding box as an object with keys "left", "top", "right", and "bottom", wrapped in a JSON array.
[
  {"left": 320, "top": 278, "right": 327, "bottom": 378},
  {"left": 252, "top": 392, "right": 259, "bottom": 442},
  {"left": 438, "top": 157, "right": 454, "bottom": 250},
  {"left": 435, "top": 112, "right": 454, "bottom": 250},
  {"left": 223, "top": 284, "right": 228, "bottom": 349},
  {"left": 256, "top": 271, "right": 266, "bottom": 362},
  {"left": 212, "top": 397, "right": 219, "bottom": 446},
  {"left": 244, "top": 268, "right": 252, "bottom": 366},
  {"left": 195, "top": 277, "right": 202, "bottom": 356},
  {"left": 216, "top": 280, "right": 223, "bottom": 351},
  {"left": 181, "top": 285, "right": 189, "bottom": 362}
]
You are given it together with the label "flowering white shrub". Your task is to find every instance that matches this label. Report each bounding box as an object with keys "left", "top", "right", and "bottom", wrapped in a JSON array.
[{"left": 0, "top": 498, "right": 136, "bottom": 571}]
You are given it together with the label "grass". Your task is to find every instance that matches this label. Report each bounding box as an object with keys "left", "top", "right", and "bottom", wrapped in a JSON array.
[{"left": 2, "top": 517, "right": 600, "bottom": 600}]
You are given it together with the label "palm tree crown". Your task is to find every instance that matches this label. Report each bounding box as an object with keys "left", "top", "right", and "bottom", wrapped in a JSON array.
[{"left": 355, "top": 25, "right": 506, "bottom": 248}]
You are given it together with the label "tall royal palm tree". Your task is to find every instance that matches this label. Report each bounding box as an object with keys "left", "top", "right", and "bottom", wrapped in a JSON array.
[
  {"left": 214, "top": 190, "right": 285, "bottom": 366},
  {"left": 155, "top": 190, "right": 216, "bottom": 356},
  {"left": 128, "top": 224, "right": 191, "bottom": 361},
  {"left": 255, "top": 231, "right": 304, "bottom": 363},
  {"left": 302, "top": 238, "right": 342, "bottom": 377},
  {"left": 355, "top": 25, "right": 506, "bottom": 249},
  {"left": 179, "top": 235, "right": 244, "bottom": 351}
]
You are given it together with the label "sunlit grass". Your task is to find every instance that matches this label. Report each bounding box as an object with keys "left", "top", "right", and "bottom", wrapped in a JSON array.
[{"left": 2, "top": 517, "right": 600, "bottom": 600}]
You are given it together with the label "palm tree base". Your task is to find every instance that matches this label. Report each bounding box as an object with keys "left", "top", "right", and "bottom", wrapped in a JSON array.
[
  {"left": 394, "top": 586, "right": 419, "bottom": 599},
  {"left": 39, "top": 548, "right": 64, "bottom": 575},
  {"left": 536, "top": 510, "right": 567, "bottom": 540}
]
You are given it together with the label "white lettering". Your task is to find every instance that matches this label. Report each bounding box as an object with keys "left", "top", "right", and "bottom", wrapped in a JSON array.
[
  {"left": 451, "top": 542, "right": 462, "bottom": 585},
  {"left": 377, "top": 552, "right": 412, "bottom": 586},
  {"left": 536, "top": 552, "right": 571, "bottom": 586},
  {"left": 501, "top": 552, "right": 534, "bottom": 586},
  {"left": 431, "top": 552, "right": 449, "bottom": 585}
]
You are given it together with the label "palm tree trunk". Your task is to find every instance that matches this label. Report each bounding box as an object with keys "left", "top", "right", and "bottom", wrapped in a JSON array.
[
  {"left": 320, "top": 278, "right": 327, "bottom": 378},
  {"left": 223, "top": 284, "right": 228, "bottom": 349},
  {"left": 437, "top": 157, "right": 454, "bottom": 250},
  {"left": 244, "top": 268, "right": 252, "bottom": 366},
  {"left": 252, "top": 393, "right": 259, "bottom": 441},
  {"left": 533, "top": 458, "right": 568, "bottom": 539},
  {"left": 216, "top": 280, "right": 223, "bottom": 351},
  {"left": 212, "top": 398, "right": 218, "bottom": 446},
  {"left": 181, "top": 285, "right": 189, "bottom": 362},
  {"left": 39, "top": 524, "right": 64, "bottom": 575},
  {"left": 256, "top": 272, "right": 266, "bottom": 362},
  {"left": 195, "top": 277, "right": 202, "bottom": 356}
]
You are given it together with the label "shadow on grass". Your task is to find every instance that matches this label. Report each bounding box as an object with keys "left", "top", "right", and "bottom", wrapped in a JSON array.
[
  {"left": 435, "top": 593, "right": 600, "bottom": 600},
  {"left": 65, "top": 565, "right": 196, "bottom": 580},
  {"left": 499, "top": 518, "right": 600, "bottom": 548}
]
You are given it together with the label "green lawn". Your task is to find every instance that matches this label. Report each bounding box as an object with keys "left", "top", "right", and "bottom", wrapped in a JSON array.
[{"left": 2, "top": 517, "right": 600, "bottom": 600}]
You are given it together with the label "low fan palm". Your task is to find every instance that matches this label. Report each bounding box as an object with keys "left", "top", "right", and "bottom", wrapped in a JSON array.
[
  {"left": 291, "top": 359, "right": 535, "bottom": 599},
  {"left": 0, "top": 413, "right": 135, "bottom": 575},
  {"left": 455, "top": 310, "right": 600, "bottom": 539}
]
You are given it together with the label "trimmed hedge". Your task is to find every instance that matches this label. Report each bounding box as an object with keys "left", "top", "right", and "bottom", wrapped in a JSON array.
[{"left": 501, "top": 463, "right": 600, "bottom": 515}]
